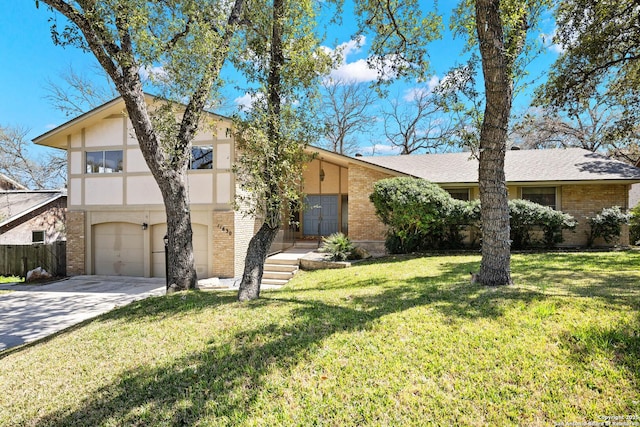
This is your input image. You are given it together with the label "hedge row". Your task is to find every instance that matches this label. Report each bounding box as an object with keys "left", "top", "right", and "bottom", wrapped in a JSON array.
[{"left": 370, "top": 177, "right": 627, "bottom": 253}]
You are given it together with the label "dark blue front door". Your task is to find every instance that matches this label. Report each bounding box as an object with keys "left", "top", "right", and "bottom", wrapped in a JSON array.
[{"left": 303, "top": 195, "right": 339, "bottom": 236}]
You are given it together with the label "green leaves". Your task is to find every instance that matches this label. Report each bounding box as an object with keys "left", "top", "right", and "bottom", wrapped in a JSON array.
[{"left": 539, "top": 0, "right": 640, "bottom": 152}]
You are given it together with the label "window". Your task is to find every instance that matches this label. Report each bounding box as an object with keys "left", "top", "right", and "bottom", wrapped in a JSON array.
[
  {"left": 522, "top": 187, "right": 556, "bottom": 209},
  {"left": 190, "top": 145, "right": 213, "bottom": 170},
  {"left": 86, "top": 150, "right": 123, "bottom": 173},
  {"left": 446, "top": 188, "right": 470, "bottom": 201},
  {"left": 32, "top": 230, "right": 45, "bottom": 244}
]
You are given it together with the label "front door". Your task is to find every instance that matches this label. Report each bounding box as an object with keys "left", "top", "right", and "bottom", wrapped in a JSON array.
[{"left": 303, "top": 195, "right": 339, "bottom": 236}]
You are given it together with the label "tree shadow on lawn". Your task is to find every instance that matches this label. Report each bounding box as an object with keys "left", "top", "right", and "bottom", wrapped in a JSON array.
[
  {"left": 29, "top": 255, "right": 640, "bottom": 425},
  {"left": 31, "top": 265, "right": 548, "bottom": 426}
]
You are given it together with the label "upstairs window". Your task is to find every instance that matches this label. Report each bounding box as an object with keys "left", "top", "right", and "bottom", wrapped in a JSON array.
[
  {"left": 86, "top": 150, "right": 123, "bottom": 173},
  {"left": 521, "top": 187, "right": 556, "bottom": 209},
  {"left": 190, "top": 145, "right": 213, "bottom": 170}
]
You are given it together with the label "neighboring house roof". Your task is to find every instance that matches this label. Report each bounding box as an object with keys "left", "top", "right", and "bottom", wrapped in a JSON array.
[
  {"left": 0, "top": 173, "right": 28, "bottom": 191},
  {"left": 357, "top": 148, "right": 640, "bottom": 185},
  {"left": 0, "top": 191, "right": 67, "bottom": 232}
]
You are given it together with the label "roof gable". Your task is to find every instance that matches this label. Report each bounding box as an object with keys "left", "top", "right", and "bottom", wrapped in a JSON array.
[{"left": 33, "top": 94, "right": 231, "bottom": 150}]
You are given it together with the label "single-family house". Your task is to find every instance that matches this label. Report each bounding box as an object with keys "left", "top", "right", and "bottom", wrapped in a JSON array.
[
  {"left": 0, "top": 173, "right": 29, "bottom": 191},
  {"left": 0, "top": 190, "right": 67, "bottom": 245},
  {"left": 33, "top": 95, "right": 640, "bottom": 280}
]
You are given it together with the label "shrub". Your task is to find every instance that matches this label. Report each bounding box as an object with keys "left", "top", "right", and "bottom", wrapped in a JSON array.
[
  {"left": 629, "top": 203, "right": 640, "bottom": 245},
  {"left": 538, "top": 205, "right": 577, "bottom": 248},
  {"left": 508, "top": 199, "right": 542, "bottom": 249},
  {"left": 443, "top": 198, "right": 481, "bottom": 249},
  {"left": 370, "top": 177, "right": 454, "bottom": 253},
  {"left": 508, "top": 199, "right": 576, "bottom": 249},
  {"left": 319, "top": 232, "right": 357, "bottom": 261},
  {"left": 586, "top": 206, "right": 630, "bottom": 247}
]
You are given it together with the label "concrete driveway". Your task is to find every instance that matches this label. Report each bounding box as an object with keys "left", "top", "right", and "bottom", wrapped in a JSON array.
[{"left": 0, "top": 276, "right": 165, "bottom": 352}]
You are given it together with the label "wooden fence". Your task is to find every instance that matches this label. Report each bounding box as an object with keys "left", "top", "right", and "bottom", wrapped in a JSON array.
[{"left": 0, "top": 242, "right": 66, "bottom": 277}]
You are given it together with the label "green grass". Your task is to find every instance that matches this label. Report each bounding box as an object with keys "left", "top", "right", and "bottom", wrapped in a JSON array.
[
  {"left": 1, "top": 252, "right": 639, "bottom": 426},
  {"left": 0, "top": 275, "right": 22, "bottom": 284}
]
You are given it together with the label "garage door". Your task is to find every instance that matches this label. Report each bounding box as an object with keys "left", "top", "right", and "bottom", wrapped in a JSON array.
[
  {"left": 152, "top": 223, "right": 208, "bottom": 278},
  {"left": 93, "top": 222, "right": 144, "bottom": 276}
]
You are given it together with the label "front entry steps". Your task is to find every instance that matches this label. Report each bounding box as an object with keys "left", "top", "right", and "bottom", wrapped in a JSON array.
[
  {"left": 262, "top": 258, "right": 299, "bottom": 286},
  {"left": 261, "top": 245, "right": 315, "bottom": 287}
]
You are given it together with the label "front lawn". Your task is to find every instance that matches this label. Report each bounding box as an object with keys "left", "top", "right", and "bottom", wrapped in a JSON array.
[{"left": 0, "top": 252, "right": 638, "bottom": 426}]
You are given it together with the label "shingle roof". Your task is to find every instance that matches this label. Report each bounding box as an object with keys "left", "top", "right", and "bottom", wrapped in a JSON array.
[
  {"left": 357, "top": 148, "right": 640, "bottom": 184},
  {"left": 0, "top": 191, "right": 66, "bottom": 227}
]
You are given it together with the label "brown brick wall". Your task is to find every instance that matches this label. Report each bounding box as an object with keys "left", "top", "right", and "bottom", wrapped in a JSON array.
[
  {"left": 66, "top": 210, "right": 86, "bottom": 275},
  {"left": 212, "top": 211, "right": 235, "bottom": 278},
  {"left": 235, "top": 212, "right": 259, "bottom": 277},
  {"left": 560, "top": 183, "right": 630, "bottom": 246},
  {"left": 348, "top": 164, "right": 393, "bottom": 243}
]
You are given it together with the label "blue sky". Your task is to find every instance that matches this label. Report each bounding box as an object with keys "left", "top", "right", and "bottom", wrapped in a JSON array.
[{"left": 1, "top": 1, "right": 561, "bottom": 157}]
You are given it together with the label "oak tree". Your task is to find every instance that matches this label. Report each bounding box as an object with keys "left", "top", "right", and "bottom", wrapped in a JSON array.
[
  {"left": 356, "top": 0, "right": 550, "bottom": 285},
  {"left": 39, "top": 0, "right": 246, "bottom": 291},
  {"left": 233, "top": 0, "right": 328, "bottom": 300}
]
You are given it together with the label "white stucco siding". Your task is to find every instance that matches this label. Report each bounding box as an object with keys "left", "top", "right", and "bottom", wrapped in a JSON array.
[
  {"left": 216, "top": 173, "right": 232, "bottom": 204},
  {"left": 217, "top": 143, "right": 232, "bottom": 169},
  {"left": 188, "top": 174, "right": 214, "bottom": 204},
  {"left": 69, "top": 178, "right": 82, "bottom": 206},
  {"left": 84, "top": 118, "right": 124, "bottom": 148},
  {"left": 84, "top": 177, "right": 123, "bottom": 205},
  {"left": 126, "top": 148, "right": 150, "bottom": 173},
  {"left": 70, "top": 151, "right": 83, "bottom": 175},
  {"left": 126, "top": 176, "right": 163, "bottom": 205}
]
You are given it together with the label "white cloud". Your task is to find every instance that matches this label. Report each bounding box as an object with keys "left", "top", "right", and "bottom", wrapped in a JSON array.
[
  {"left": 330, "top": 58, "right": 380, "bottom": 83},
  {"left": 540, "top": 28, "right": 565, "bottom": 54},
  {"left": 322, "top": 36, "right": 397, "bottom": 84},
  {"left": 139, "top": 65, "right": 168, "bottom": 81},
  {"left": 403, "top": 76, "right": 440, "bottom": 102},
  {"left": 234, "top": 92, "right": 257, "bottom": 111}
]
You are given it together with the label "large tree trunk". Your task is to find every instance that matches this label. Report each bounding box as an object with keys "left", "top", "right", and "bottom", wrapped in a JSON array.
[
  {"left": 238, "top": 223, "right": 280, "bottom": 301},
  {"left": 120, "top": 88, "right": 198, "bottom": 292},
  {"left": 475, "top": 0, "right": 513, "bottom": 286}
]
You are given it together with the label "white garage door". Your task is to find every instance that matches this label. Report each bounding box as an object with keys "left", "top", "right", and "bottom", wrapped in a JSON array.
[
  {"left": 152, "top": 223, "right": 209, "bottom": 279},
  {"left": 93, "top": 222, "right": 144, "bottom": 276}
]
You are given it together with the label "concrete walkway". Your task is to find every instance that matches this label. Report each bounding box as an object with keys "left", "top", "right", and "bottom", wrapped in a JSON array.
[{"left": 0, "top": 276, "right": 165, "bottom": 352}]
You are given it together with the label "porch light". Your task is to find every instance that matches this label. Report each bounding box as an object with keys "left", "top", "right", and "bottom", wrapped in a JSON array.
[
  {"left": 142, "top": 222, "right": 148, "bottom": 230},
  {"left": 319, "top": 168, "right": 325, "bottom": 182}
]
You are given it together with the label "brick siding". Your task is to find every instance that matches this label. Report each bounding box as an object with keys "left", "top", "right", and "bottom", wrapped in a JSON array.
[
  {"left": 212, "top": 211, "right": 235, "bottom": 278},
  {"left": 560, "top": 184, "right": 630, "bottom": 246},
  {"left": 66, "top": 210, "right": 86, "bottom": 275},
  {"left": 348, "top": 164, "right": 392, "bottom": 245}
]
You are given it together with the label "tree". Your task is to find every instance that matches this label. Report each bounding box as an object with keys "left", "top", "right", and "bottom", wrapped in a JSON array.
[
  {"left": 0, "top": 125, "right": 66, "bottom": 189},
  {"left": 382, "top": 86, "right": 455, "bottom": 154},
  {"left": 512, "top": 98, "right": 640, "bottom": 165},
  {"left": 44, "top": 63, "right": 118, "bottom": 117},
  {"left": 511, "top": 105, "right": 607, "bottom": 151},
  {"left": 39, "top": 0, "right": 246, "bottom": 292},
  {"left": 356, "top": 0, "right": 550, "bottom": 285},
  {"left": 319, "top": 77, "right": 377, "bottom": 155},
  {"left": 233, "top": 0, "right": 328, "bottom": 300},
  {"left": 539, "top": 0, "right": 640, "bottom": 158}
]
